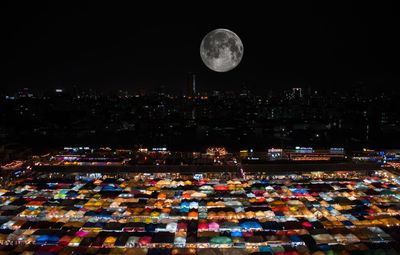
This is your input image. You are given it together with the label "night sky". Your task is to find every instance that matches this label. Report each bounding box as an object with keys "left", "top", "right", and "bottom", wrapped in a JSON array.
[{"left": 3, "top": 2, "right": 399, "bottom": 93}]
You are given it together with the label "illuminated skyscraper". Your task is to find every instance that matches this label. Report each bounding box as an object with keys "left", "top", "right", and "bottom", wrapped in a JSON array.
[{"left": 187, "top": 73, "right": 196, "bottom": 96}]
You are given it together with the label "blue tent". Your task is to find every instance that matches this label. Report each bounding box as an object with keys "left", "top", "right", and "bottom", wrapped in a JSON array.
[
  {"left": 318, "top": 244, "right": 332, "bottom": 251},
  {"left": 291, "top": 189, "right": 307, "bottom": 194},
  {"left": 82, "top": 222, "right": 104, "bottom": 228},
  {"left": 259, "top": 246, "right": 272, "bottom": 253},
  {"left": 102, "top": 185, "right": 120, "bottom": 191},
  {"left": 94, "top": 222, "right": 104, "bottom": 228},
  {"left": 181, "top": 201, "right": 190, "bottom": 207},
  {"left": 261, "top": 221, "right": 283, "bottom": 231},
  {"left": 231, "top": 231, "right": 242, "bottom": 237},
  {"left": 240, "top": 221, "right": 262, "bottom": 229},
  {"left": 84, "top": 211, "right": 97, "bottom": 217},
  {"left": 36, "top": 235, "right": 59, "bottom": 245},
  {"left": 97, "top": 211, "right": 112, "bottom": 218},
  {"left": 48, "top": 235, "right": 60, "bottom": 244},
  {"left": 341, "top": 220, "right": 353, "bottom": 226},
  {"left": 360, "top": 199, "right": 371, "bottom": 205},
  {"left": 47, "top": 183, "right": 57, "bottom": 188},
  {"left": 289, "top": 235, "right": 302, "bottom": 243},
  {"left": 145, "top": 223, "right": 157, "bottom": 232},
  {"left": 36, "top": 235, "right": 50, "bottom": 245},
  {"left": 180, "top": 201, "right": 190, "bottom": 212},
  {"left": 326, "top": 206, "right": 334, "bottom": 211},
  {"left": 83, "top": 222, "right": 95, "bottom": 228},
  {"left": 67, "top": 191, "right": 79, "bottom": 198}
]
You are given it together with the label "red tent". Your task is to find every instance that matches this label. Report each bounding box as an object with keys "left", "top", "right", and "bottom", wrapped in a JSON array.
[
  {"left": 214, "top": 185, "right": 228, "bottom": 191},
  {"left": 198, "top": 222, "right": 208, "bottom": 231},
  {"left": 58, "top": 235, "right": 73, "bottom": 246},
  {"left": 139, "top": 236, "right": 152, "bottom": 245}
]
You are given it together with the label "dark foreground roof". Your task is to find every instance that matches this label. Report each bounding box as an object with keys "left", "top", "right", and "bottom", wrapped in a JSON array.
[
  {"left": 33, "top": 164, "right": 238, "bottom": 173},
  {"left": 243, "top": 162, "right": 381, "bottom": 173},
  {"left": 32, "top": 162, "right": 380, "bottom": 174}
]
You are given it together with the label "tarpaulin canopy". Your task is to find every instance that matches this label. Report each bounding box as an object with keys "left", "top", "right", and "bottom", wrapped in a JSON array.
[
  {"left": 239, "top": 221, "right": 262, "bottom": 229},
  {"left": 210, "top": 236, "right": 232, "bottom": 244}
]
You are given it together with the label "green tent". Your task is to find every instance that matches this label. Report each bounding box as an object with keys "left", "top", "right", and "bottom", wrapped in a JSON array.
[
  {"left": 380, "top": 189, "right": 395, "bottom": 195},
  {"left": 210, "top": 236, "right": 232, "bottom": 244}
]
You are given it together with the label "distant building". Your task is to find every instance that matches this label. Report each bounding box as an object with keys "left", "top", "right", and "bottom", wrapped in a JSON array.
[
  {"left": 292, "top": 88, "right": 302, "bottom": 98},
  {"left": 17, "top": 88, "right": 34, "bottom": 98},
  {"left": 186, "top": 73, "right": 196, "bottom": 96}
]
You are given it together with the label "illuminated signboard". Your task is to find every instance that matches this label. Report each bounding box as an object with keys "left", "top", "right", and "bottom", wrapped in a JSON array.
[
  {"left": 63, "top": 147, "right": 90, "bottom": 150},
  {"left": 152, "top": 147, "right": 167, "bottom": 151},
  {"left": 240, "top": 150, "right": 248, "bottom": 157},
  {"left": 295, "top": 147, "right": 313, "bottom": 153},
  {"left": 330, "top": 147, "right": 344, "bottom": 152},
  {"left": 268, "top": 148, "right": 283, "bottom": 153},
  {"left": 206, "top": 147, "right": 228, "bottom": 156},
  {"left": 193, "top": 174, "right": 203, "bottom": 180},
  {"left": 268, "top": 148, "right": 283, "bottom": 160}
]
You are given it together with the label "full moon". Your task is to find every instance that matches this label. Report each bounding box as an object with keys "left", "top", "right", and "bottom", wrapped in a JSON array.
[{"left": 200, "top": 28, "right": 243, "bottom": 72}]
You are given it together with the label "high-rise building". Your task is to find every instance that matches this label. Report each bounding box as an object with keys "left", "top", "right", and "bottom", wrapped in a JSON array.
[
  {"left": 192, "top": 73, "right": 196, "bottom": 96},
  {"left": 186, "top": 73, "right": 196, "bottom": 96},
  {"left": 292, "top": 88, "right": 302, "bottom": 98}
]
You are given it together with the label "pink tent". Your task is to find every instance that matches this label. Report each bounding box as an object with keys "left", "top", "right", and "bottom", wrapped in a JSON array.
[
  {"left": 75, "top": 230, "right": 89, "bottom": 237},
  {"left": 208, "top": 222, "right": 220, "bottom": 231}
]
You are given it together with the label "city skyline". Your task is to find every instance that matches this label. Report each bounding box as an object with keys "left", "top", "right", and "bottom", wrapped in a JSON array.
[{"left": 1, "top": 84, "right": 399, "bottom": 151}]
